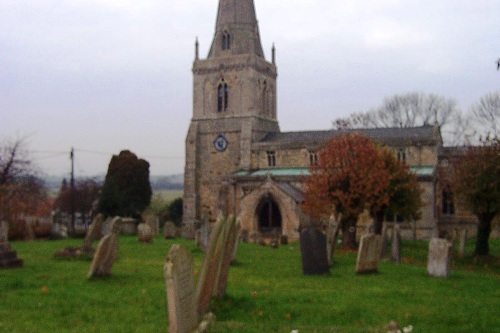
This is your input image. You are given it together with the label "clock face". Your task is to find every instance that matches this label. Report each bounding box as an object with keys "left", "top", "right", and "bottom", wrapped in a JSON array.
[{"left": 214, "top": 134, "right": 228, "bottom": 152}]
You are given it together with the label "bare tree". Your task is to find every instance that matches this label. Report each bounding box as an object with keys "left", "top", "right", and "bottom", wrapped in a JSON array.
[
  {"left": 470, "top": 91, "right": 500, "bottom": 140},
  {"left": 333, "top": 92, "right": 461, "bottom": 145},
  {"left": 0, "top": 137, "right": 32, "bottom": 186}
]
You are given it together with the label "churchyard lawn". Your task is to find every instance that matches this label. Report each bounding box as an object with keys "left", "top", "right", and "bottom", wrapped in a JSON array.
[{"left": 1, "top": 237, "right": 498, "bottom": 332}]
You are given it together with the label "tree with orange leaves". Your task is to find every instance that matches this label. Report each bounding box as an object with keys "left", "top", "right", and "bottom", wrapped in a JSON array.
[{"left": 303, "top": 133, "right": 390, "bottom": 249}]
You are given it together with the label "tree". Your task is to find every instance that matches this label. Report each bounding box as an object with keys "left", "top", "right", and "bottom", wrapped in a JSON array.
[
  {"left": 470, "top": 91, "right": 500, "bottom": 140},
  {"left": 166, "top": 197, "right": 183, "bottom": 226},
  {"left": 302, "top": 133, "right": 390, "bottom": 249},
  {"left": 54, "top": 178, "right": 101, "bottom": 224},
  {"left": 0, "top": 137, "right": 47, "bottom": 239},
  {"left": 372, "top": 148, "right": 423, "bottom": 234},
  {"left": 98, "top": 150, "right": 152, "bottom": 219},
  {"left": 333, "top": 92, "right": 461, "bottom": 145},
  {"left": 453, "top": 139, "right": 500, "bottom": 256}
]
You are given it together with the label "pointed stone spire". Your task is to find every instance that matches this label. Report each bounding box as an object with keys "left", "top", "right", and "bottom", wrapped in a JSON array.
[{"left": 208, "top": 0, "right": 264, "bottom": 58}]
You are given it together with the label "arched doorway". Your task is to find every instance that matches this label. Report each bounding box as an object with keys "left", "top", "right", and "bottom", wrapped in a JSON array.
[{"left": 257, "top": 194, "right": 282, "bottom": 237}]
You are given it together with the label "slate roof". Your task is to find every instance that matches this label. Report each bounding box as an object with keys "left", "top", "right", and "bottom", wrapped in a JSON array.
[{"left": 257, "top": 125, "right": 439, "bottom": 147}]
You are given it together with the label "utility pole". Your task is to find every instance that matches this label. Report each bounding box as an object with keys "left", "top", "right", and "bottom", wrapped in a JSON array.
[{"left": 70, "top": 147, "right": 75, "bottom": 234}]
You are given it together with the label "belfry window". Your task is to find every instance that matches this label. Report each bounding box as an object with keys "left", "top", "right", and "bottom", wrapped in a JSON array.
[
  {"left": 267, "top": 151, "right": 276, "bottom": 167},
  {"left": 217, "top": 81, "right": 229, "bottom": 112},
  {"left": 309, "top": 151, "right": 318, "bottom": 166},
  {"left": 397, "top": 148, "right": 407, "bottom": 163},
  {"left": 222, "top": 31, "right": 231, "bottom": 50}
]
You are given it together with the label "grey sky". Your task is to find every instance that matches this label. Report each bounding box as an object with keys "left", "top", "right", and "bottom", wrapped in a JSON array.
[{"left": 1, "top": 0, "right": 498, "bottom": 177}]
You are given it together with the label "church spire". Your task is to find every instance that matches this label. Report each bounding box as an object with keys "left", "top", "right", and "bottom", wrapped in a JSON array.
[{"left": 208, "top": 0, "right": 264, "bottom": 58}]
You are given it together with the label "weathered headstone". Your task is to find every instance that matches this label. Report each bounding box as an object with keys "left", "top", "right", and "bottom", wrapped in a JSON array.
[
  {"left": 300, "top": 227, "right": 329, "bottom": 275},
  {"left": 0, "top": 220, "right": 8, "bottom": 243},
  {"left": 326, "top": 214, "right": 342, "bottom": 265},
  {"left": 88, "top": 217, "right": 121, "bottom": 278},
  {"left": 240, "top": 230, "right": 249, "bottom": 243},
  {"left": 427, "top": 238, "right": 452, "bottom": 278},
  {"left": 356, "top": 234, "right": 383, "bottom": 274},
  {"left": 164, "top": 222, "right": 177, "bottom": 239},
  {"left": 0, "top": 243, "right": 24, "bottom": 269},
  {"left": 164, "top": 244, "right": 198, "bottom": 333},
  {"left": 50, "top": 221, "right": 68, "bottom": 240},
  {"left": 138, "top": 223, "right": 154, "bottom": 243},
  {"left": 458, "top": 229, "right": 467, "bottom": 258},
  {"left": 144, "top": 215, "right": 160, "bottom": 236},
  {"left": 120, "top": 218, "right": 137, "bottom": 235},
  {"left": 214, "top": 216, "right": 240, "bottom": 298},
  {"left": 280, "top": 234, "right": 289, "bottom": 245},
  {"left": 83, "top": 213, "right": 105, "bottom": 249},
  {"left": 391, "top": 224, "right": 401, "bottom": 264},
  {"left": 196, "top": 216, "right": 226, "bottom": 317}
]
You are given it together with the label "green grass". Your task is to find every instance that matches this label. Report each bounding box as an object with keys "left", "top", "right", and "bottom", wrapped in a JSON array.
[{"left": 1, "top": 238, "right": 499, "bottom": 332}]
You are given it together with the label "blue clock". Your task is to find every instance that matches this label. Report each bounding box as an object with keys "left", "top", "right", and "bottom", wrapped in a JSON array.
[{"left": 214, "top": 134, "right": 228, "bottom": 152}]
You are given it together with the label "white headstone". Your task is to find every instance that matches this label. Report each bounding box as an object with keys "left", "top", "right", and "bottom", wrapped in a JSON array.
[{"left": 427, "top": 238, "right": 452, "bottom": 278}]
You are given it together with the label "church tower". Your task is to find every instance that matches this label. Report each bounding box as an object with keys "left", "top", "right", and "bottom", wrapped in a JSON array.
[{"left": 183, "top": 0, "right": 279, "bottom": 230}]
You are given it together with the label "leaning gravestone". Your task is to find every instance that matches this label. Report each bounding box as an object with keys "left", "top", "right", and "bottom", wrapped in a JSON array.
[
  {"left": 164, "top": 244, "right": 198, "bottom": 333},
  {"left": 138, "top": 223, "right": 154, "bottom": 243},
  {"left": 82, "top": 214, "right": 105, "bottom": 250},
  {"left": 0, "top": 221, "right": 24, "bottom": 269},
  {"left": 214, "top": 216, "right": 240, "bottom": 298},
  {"left": 196, "top": 216, "right": 226, "bottom": 317},
  {"left": 300, "top": 227, "right": 329, "bottom": 275},
  {"left": 427, "top": 238, "right": 452, "bottom": 278},
  {"left": 88, "top": 217, "right": 121, "bottom": 278},
  {"left": 356, "top": 234, "right": 383, "bottom": 274}
]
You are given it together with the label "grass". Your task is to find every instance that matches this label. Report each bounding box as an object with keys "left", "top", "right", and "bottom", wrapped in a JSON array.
[{"left": 1, "top": 237, "right": 499, "bottom": 333}]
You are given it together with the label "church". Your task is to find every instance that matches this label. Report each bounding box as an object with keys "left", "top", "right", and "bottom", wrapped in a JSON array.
[{"left": 182, "top": 0, "right": 471, "bottom": 241}]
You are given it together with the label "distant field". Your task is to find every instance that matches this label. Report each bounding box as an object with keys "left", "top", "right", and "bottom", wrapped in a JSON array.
[{"left": 152, "top": 189, "right": 183, "bottom": 203}]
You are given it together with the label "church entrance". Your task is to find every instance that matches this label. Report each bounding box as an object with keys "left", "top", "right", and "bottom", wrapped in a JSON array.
[{"left": 257, "top": 194, "right": 282, "bottom": 237}]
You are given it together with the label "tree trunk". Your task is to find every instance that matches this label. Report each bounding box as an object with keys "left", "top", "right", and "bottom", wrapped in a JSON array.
[
  {"left": 475, "top": 215, "right": 493, "bottom": 256},
  {"left": 373, "top": 210, "right": 385, "bottom": 235},
  {"left": 341, "top": 218, "right": 357, "bottom": 250}
]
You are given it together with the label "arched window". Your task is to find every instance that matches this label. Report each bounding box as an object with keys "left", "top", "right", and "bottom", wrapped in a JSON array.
[
  {"left": 217, "top": 81, "right": 229, "bottom": 112},
  {"left": 222, "top": 31, "right": 231, "bottom": 50},
  {"left": 397, "top": 148, "right": 407, "bottom": 163}
]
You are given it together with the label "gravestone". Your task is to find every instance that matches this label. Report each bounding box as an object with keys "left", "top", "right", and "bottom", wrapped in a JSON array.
[
  {"left": 231, "top": 227, "right": 242, "bottom": 263},
  {"left": 83, "top": 214, "right": 105, "bottom": 250},
  {"left": 214, "top": 216, "right": 240, "bottom": 298},
  {"left": 164, "top": 222, "right": 177, "bottom": 239},
  {"left": 88, "top": 217, "right": 121, "bottom": 278},
  {"left": 356, "top": 234, "right": 383, "bottom": 274},
  {"left": 300, "top": 227, "right": 329, "bottom": 275},
  {"left": 381, "top": 223, "right": 389, "bottom": 259},
  {"left": 391, "top": 224, "right": 401, "bottom": 264},
  {"left": 200, "top": 215, "right": 210, "bottom": 251},
  {"left": 138, "top": 223, "right": 153, "bottom": 243},
  {"left": 164, "top": 244, "right": 198, "bottom": 333},
  {"left": 280, "top": 234, "right": 288, "bottom": 245},
  {"left": 240, "top": 230, "right": 249, "bottom": 243},
  {"left": 50, "top": 221, "right": 68, "bottom": 240},
  {"left": 120, "top": 218, "right": 137, "bottom": 235},
  {"left": 458, "top": 229, "right": 467, "bottom": 258},
  {"left": 427, "top": 238, "right": 452, "bottom": 278},
  {"left": 0, "top": 243, "right": 24, "bottom": 269},
  {"left": 144, "top": 215, "right": 160, "bottom": 236},
  {"left": 196, "top": 216, "right": 226, "bottom": 317},
  {"left": 0, "top": 220, "right": 8, "bottom": 243},
  {"left": 326, "top": 214, "right": 342, "bottom": 265}
]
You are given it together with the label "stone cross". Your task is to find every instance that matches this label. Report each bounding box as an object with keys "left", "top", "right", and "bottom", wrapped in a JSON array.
[
  {"left": 356, "top": 234, "right": 383, "bottom": 274},
  {"left": 87, "top": 217, "right": 121, "bottom": 278},
  {"left": 300, "top": 227, "right": 329, "bottom": 275},
  {"left": 427, "top": 238, "right": 452, "bottom": 278},
  {"left": 164, "top": 244, "right": 198, "bottom": 333}
]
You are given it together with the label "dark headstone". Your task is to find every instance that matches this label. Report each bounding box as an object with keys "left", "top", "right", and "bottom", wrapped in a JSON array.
[
  {"left": 299, "top": 228, "right": 329, "bottom": 275},
  {"left": 0, "top": 243, "right": 23, "bottom": 269},
  {"left": 280, "top": 235, "right": 288, "bottom": 245}
]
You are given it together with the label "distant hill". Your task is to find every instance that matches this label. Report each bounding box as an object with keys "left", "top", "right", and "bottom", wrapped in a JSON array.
[{"left": 42, "top": 174, "right": 184, "bottom": 191}]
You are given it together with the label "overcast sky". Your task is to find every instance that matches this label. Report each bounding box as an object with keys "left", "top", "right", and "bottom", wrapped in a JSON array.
[{"left": 1, "top": 0, "right": 498, "bottom": 178}]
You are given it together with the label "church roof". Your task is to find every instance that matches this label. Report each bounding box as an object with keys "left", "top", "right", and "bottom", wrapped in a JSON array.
[
  {"left": 257, "top": 125, "right": 439, "bottom": 148},
  {"left": 208, "top": 0, "right": 264, "bottom": 58}
]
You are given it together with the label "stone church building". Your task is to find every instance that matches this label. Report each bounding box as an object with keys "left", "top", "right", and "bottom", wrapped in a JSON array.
[{"left": 183, "top": 0, "right": 475, "bottom": 241}]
